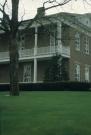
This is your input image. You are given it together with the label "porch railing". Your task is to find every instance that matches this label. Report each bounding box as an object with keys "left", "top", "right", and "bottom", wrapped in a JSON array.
[{"left": 0, "top": 45, "right": 70, "bottom": 62}]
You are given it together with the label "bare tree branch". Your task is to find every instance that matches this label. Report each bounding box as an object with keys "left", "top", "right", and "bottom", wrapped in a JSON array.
[
  {"left": 0, "top": 0, "right": 7, "bottom": 11},
  {"left": 44, "top": 0, "right": 72, "bottom": 10},
  {"left": 3, "top": 0, "right": 7, "bottom": 11},
  {"left": 21, "top": 7, "right": 25, "bottom": 22},
  {"left": 84, "top": 0, "right": 91, "bottom": 6},
  {"left": 21, "top": 0, "right": 72, "bottom": 33},
  {"left": 0, "top": 0, "right": 10, "bottom": 32}
]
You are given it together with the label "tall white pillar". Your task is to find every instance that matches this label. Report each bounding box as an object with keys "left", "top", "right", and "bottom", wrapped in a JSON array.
[
  {"left": 34, "top": 26, "right": 38, "bottom": 83},
  {"left": 34, "top": 26, "right": 38, "bottom": 56},
  {"left": 34, "top": 58, "right": 37, "bottom": 83},
  {"left": 57, "top": 22, "right": 62, "bottom": 54}
]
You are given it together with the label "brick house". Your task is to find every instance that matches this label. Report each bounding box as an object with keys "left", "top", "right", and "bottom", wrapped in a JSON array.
[{"left": 0, "top": 7, "right": 91, "bottom": 83}]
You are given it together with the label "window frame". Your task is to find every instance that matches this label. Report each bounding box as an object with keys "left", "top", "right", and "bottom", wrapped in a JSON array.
[
  {"left": 85, "top": 65, "right": 90, "bottom": 82},
  {"left": 84, "top": 36, "right": 89, "bottom": 55},
  {"left": 75, "top": 32, "right": 80, "bottom": 51},
  {"left": 23, "top": 64, "right": 31, "bottom": 82},
  {"left": 74, "top": 63, "right": 80, "bottom": 81}
]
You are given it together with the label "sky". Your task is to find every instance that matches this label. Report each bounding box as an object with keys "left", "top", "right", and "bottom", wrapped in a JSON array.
[
  {"left": 19, "top": 0, "right": 91, "bottom": 19},
  {"left": 1, "top": 0, "right": 91, "bottom": 20}
]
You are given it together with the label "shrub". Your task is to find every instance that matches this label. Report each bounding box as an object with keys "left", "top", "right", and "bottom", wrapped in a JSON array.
[
  {"left": 0, "top": 82, "right": 90, "bottom": 92},
  {"left": 19, "top": 82, "right": 91, "bottom": 91}
]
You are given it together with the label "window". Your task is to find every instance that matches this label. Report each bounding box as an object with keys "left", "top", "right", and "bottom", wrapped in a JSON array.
[
  {"left": 19, "top": 35, "right": 25, "bottom": 50},
  {"left": 23, "top": 64, "right": 31, "bottom": 82},
  {"left": 75, "top": 32, "right": 80, "bottom": 51},
  {"left": 74, "top": 64, "right": 80, "bottom": 81},
  {"left": 50, "top": 31, "right": 55, "bottom": 46},
  {"left": 84, "top": 36, "right": 89, "bottom": 55},
  {"left": 50, "top": 24, "right": 56, "bottom": 46},
  {"left": 85, "top": 65, "right": 89, "bottom": 82},
  {"left": 86, "top": 20, "right": 88, "bottom": 24}
]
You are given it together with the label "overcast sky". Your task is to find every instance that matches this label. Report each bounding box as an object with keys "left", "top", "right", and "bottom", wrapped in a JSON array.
[
  {"left": 18, "top": 0, "right": 91, "bottom": 19},
  {"left": 1, "top": 0, "right": 91, "bottom": 20}
]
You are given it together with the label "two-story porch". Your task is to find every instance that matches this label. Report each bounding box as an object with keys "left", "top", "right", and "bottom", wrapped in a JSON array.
[
  {"left": 0, "top": 19, "right": 71, "bottom": 83},
  {"left": 0, "top": 45, "right": 70, "bottom": 83}
]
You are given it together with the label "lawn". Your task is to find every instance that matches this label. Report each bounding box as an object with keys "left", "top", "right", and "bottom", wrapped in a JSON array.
[{"left": 0, "top": 91, "right": 91, "bottom": 135}]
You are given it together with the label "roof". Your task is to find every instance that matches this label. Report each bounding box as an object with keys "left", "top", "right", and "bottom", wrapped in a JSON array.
[{"left": 1, "top": 11, "right": 91, "bottom": 35}]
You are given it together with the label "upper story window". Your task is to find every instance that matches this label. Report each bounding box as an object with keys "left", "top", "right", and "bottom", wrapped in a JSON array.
[
  {"left": 50, "top": 24, "right": 56, "bottom": 46},
  {"left": 19, "top": 34, "right": 25, "bottom": 50},
  {"left": 85, "top": 65, "right": 90, "bottom": 82},
  {"left": 86, "top": 20, "right": 88, "bottom": 24},
  {"left": 50, "top": 31, "right": 55, "bottom": 46},
  {"left": 74, "top": 63, "right": 80, "bottom": 81},
  {"left": 75, "top": 32, "right": 80, "bottom": 51},
  {"left": 84, "top": 36, "right": 89, "bottom": 55}
]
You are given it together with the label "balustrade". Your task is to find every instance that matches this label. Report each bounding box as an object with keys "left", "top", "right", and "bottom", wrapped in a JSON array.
[{"left": 0, "top": 45, "right": 70, "bottom": 62}]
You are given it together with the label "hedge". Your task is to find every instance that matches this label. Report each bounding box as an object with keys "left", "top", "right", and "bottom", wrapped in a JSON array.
[{"left": 0, "top": 82, "right": 90, "bottom": 91}]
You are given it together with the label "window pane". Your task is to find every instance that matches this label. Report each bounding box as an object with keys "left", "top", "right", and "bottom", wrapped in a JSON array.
[
  {"left": 75, "top": 32, "right": 80, "bottom": 51},
  {"left": 74, "top": 64, "right": 80, "bottom": 81}
]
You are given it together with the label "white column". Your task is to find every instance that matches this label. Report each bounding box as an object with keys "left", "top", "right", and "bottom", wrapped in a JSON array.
[
  {"left": 57, "top": 22, "right": 62, "bottom": 54},
  {"left": 34, "top": 26, "right": 38, "bottom": 56},
  {"left": 34, "top": 58, "right": 37, "bottom": 83},
  {"left": 34, "top": 26, "right": 38, "bottom": 83}
]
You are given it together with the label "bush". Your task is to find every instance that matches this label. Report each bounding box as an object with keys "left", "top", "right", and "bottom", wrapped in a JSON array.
[
  {"left": 19, "top": 82, "right": 91, "bottom": 91},
  {"left": 0, "top": 82, "right": 90, "bottom": 92},
  {"left": 0, "top": 83, "right": 9, "bottom": 91}
]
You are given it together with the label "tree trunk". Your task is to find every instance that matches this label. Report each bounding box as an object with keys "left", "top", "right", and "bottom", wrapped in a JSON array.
[
  {"left": 8, "top": 0, "right": 19, "bottom": 96},
  {"left": 9, "top": 34, "right": 19, "bottom": 96}
]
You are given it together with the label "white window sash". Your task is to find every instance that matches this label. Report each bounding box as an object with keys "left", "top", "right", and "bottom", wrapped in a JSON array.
[
  {"left": 23, "top": 64, "right": 31, "bottom": 82},
  {"left": 84, "top": 37, "right": 89, "bottom": 54},
  {"left": 85, "top": 66, "right": 89, "bottom": 82},
  {"left": 75, "top": 32, "right": 80, "bottom": 51},
  {"left": 74, "top": 64, "right": 80, "bottom": 81},
  {"left": 50, "top": 32, "right": 55, "bottom": 46}
]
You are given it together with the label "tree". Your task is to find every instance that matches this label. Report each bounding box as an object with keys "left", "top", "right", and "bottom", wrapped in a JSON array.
[
  {"left": 44, "top": 54, "right": 69, "bottom": 82},
  {"left": 44, "top": 55, "right": 61, "bottom": 82},
  {"left": 0, "top": 0, "right": 84, "bottom": 95},
  {"left": 0, "top": 0, "right": 19, "bottom": 96}
]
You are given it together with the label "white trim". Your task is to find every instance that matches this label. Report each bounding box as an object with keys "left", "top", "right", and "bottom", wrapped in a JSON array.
[
  {"left": 84, "top": 36, "right": 89, "bottom": 55},
  {"left": 34, "top": 26, "right": 38, "bottom": 56},
  {"left": 34, "top": 58, "right": 37, "bottom": 83},
  {"left": 75, "top": 32, "right": 80, "bottom": 51},
  {"left": 85, "top": 65, "right": 90, "bottom": 82},
  {"left": 33, "top": 26, "right": 38, "bottom": 83},
  {"left": 23, "top": 64, "right": 31, "bottom": 82},
  {"left": 50, "top": 24, "right": 56, "bottom": 47},
  {"left": 74, "top": 63, "right": 80, "bottom": 81}
]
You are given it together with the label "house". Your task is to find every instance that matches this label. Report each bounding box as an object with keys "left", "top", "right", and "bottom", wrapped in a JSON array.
[{"left": 0, "top": 7, "right": 91, "bottom": 83}]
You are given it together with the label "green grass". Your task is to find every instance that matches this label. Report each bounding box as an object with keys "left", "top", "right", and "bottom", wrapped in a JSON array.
[{"left": 0, "top": 91, "right": 91, "bottom": 135}]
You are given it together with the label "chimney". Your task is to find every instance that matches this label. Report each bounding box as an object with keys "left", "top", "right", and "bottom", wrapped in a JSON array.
[{"left": 37, "top": 7, "right": 45, "bottom": 17}]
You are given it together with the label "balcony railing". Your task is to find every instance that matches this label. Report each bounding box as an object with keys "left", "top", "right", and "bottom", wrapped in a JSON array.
[
  {"left": 0, "top": 52, "right": 9, "bottom": 61},
  {"left": 37, "top": 46, "right": 56, "bottom": 55},
  {"left": 58, "top": 46, "right": 70, "bottom": 57},
  {"left": 19, "top": 48, "right": 34, "bottom": 58},
  {"left": 0, "top": 45, "right": 70, "bottom": 62}
]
